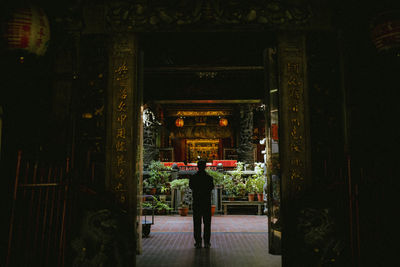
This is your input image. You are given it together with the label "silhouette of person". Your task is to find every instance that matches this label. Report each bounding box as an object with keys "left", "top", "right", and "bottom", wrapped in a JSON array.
[{"left": 189, "top": 158, "right": 214, "bottom": 248}]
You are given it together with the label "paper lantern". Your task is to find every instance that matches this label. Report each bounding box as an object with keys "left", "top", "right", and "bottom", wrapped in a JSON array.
[
  {"left": 3, "top": 6, "right": 51, "bottom": 56},
  {"left": 175, "top": 118, "right": 184, "bottom": 127},
  {"left": 219, "top": 118, "right": 228, "bottom": 127},
  {"left": 371, "top": 11, "right": 400, "bottom": 53}
]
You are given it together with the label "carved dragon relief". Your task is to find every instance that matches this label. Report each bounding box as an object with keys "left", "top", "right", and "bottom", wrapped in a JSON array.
[
  {"left": 143, "top": 108, "right": 161, "bottom": 165},
  {"left": 105, "top": 0, "right": 312, "bottom": 32},
  {"left": 237, "top": 104, "right": 254, "bottom": 163}
]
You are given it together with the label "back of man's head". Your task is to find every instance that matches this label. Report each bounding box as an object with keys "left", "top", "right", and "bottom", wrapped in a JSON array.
[{"left": 197, "top": 159, "right": 206, "bottom": 171}]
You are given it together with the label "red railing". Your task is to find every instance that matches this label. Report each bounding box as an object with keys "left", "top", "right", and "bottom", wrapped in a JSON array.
[
  {"left": 6, "top": 151, "right": 71, "bottom": 267},
  {"left": 161, "top": 160, "right": 237, "bottom": 171}
]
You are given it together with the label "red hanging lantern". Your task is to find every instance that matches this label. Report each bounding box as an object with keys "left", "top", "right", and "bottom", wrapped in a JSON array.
[
  {"left": 271, "top": 124, "right": 279, "bottom": 140},
  {"left": 219, "top": 118, "right": 228, "bottom": 127},
  {"left": 3, "top": 6, "right": 51, "bottom": 56},
  {"left": 175, "top": 118, "right": 184, "bottom": 127}
]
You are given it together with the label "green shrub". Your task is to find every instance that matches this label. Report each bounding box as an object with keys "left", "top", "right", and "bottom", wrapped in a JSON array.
[
  {"left": 206, "top": 169, "right": 225, "bottom": 186},
  {"left": 169, "top": 179, "right": 189, "bottom": 191},
  {"left": 146, "top": 161, "right": 171, "bottom": 189},
  {"left": 246, "top": 178, "right": 258, "bottom": 194},
  {"left": 142, "top": 196, "right": 172, "bottom": 211}
]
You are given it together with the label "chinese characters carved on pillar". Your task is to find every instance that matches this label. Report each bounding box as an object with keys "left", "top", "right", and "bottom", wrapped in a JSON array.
[
  {"left": 278, "top": 33, "right": 309, "bottom": 198},
  {"left": 113, "top": 63, "right": 130, "bottom": 204}
]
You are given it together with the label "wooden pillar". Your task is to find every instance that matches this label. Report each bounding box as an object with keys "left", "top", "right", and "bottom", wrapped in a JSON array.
[
  {"left": 264, "top": 46, "right": 282, "bottom": 255},
  {"left": 277, "top": 32, "right": 311, "bottom": 267},
  {"left": 106, "top": 32, "right": 142, "bottom": 261}
]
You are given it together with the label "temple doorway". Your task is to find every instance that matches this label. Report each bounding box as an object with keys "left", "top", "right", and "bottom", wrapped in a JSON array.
[{"left": 138, "top": 31, "right": 282, "bottom": 264}]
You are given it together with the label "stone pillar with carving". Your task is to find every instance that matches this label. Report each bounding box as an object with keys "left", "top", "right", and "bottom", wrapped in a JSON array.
[
  {"left": 237, "top": 104, "right": 254, "bottom": 164},
  {"left": 278, "top": 32, "right": 311, "bottom": 266},
  {"left": 106, "top": 33, "right": 141, "bottom": 260}
]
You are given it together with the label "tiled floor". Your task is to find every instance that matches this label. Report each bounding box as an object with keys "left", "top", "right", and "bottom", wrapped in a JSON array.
[
  {"left": 144, "top": 215, "right": 269, "bottom": 233},
  {"left": 136, "top": 215, "right": 281, "bottom": 267}
]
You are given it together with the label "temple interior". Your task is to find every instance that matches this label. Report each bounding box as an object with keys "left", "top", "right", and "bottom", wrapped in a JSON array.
[
  {"left": 1, "top": 1, "right": 399, "bottom": 266},
  {"left": 142, "top": 32, "right": 270, "bottom": 164}
]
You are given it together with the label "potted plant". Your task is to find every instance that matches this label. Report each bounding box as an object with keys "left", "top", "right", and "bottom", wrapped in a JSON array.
[
  {"left": 222, "top": 176, "right": 236, "bottom": 201},
  {"left": 255, "top": 177, "right": 265, "bottom": 201},
  {"left": 170, "top": 178, "right": 190, "bottom": 216},
  {"left": 159, "top": 184, "right": 171, "bottom": 202},
  {"left": 253, "top": 162, "right": 265, "bottom": 201},
  {"left": 146, "top": 161, "right": 171, "bottom": 194},
  {"left": 225, "top": 161, "right": 247, "bottom": 200},
  {"left": 245, "top": 178, "right": 257, "bottom": 201},
  {"left": 236, "top": 182, "right": 247, "bottom": 200},
  {"left": 142, "top": 196, "right": 172, "bottom": 215},
  {"left": 154, "top": 197, "right": 172, "bottom": 215}
]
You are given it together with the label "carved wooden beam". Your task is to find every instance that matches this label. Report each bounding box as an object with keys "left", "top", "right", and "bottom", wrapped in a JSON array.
[
  {"left": 144, "top": 65, "right": 264, "bottom": 73},
  {"left": 105, "top": 0, "right": 312, "bottom": 32},
  {"left": 154, "top": 99, "right": 262, "bottom": 104}
]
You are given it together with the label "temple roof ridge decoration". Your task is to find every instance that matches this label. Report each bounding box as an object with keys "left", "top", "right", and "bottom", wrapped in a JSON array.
[{"left": 105, "top": 0, "right": 312, "bottom": 32}]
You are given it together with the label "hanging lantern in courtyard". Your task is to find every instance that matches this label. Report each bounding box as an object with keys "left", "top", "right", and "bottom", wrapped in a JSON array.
[
  {"left": 219, "top": 117, "right": 228, "bottom": 127},
  {"left": 371, "top": 10, "right": 400, "bottom": 54},
  {"left": 3, "top": 6, "right": 51, "bottom": 56},
  {"left": 175, "top": 118, "right": 184, "bottom": 127}
]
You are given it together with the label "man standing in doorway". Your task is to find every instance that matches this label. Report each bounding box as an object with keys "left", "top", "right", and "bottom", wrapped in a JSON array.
[{"left": 189, "top": 158, "right": 214, "bottom": 248}]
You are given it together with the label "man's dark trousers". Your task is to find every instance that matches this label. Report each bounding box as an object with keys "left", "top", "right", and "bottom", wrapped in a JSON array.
[{"left": 193, "top": 202, "right": 211, "bottom": 245}]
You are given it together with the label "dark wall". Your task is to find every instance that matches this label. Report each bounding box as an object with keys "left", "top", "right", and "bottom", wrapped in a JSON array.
[
  {"left": 339, "top": 2, "right": 400, "bottom": 266},
  {"left": 305, "top": 31, "right": 350, "bottom": 265},
  {"left": 0, "top": 50, "right": 56, "bottom": 265}
]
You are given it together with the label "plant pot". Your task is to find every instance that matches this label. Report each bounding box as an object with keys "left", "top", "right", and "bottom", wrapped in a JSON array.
[
  {"left": 257, "top": 193, "right": 264, "bottom": 202},
  {"left": 228, "top": 197, "right": 235, "bottom": 201},
  {"left": 248, "top": 193, "right": 255, "bottom": 201},
  {"left": 211, "top": 205, "right": 216, "bottom": 216},
  {"left": 149, "top": 188, "right": 156, "bottom": 195},
  {"left": 178, "top": 206, "right": 189, "bottom": 216}
]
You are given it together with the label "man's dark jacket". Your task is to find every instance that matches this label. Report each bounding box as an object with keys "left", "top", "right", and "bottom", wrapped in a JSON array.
[{"left": 189, "top": 170, "right": 214, "bottom": 206}]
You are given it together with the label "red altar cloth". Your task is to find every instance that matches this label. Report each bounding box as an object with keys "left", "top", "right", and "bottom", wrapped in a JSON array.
[
  {"left": 162, "top": 161, "right": 236, "bottom": 169},
  {"left": 162, "top": 162, "right": 185, "bottom": 167},
  {"left": 212, "top": 160, "right": 237, "bottom": 167}
]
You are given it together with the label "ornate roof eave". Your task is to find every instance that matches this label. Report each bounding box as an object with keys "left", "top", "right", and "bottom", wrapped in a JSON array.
[{"left": 104, "top": 0, "right": 314, "bottom": 33}]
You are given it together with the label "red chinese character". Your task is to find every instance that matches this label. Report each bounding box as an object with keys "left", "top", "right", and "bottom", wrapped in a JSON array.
[{"left": 20, "top": 36, "right": 29, "bottom": 48}]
